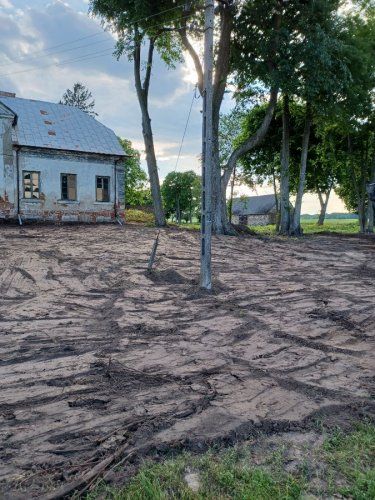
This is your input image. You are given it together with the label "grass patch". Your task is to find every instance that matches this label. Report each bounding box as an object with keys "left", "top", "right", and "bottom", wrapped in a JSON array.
[
  {"left": 125, "top": 209, "right": 155, "bottom": 224},
  {"left": 86, "top": 448, "right": 303, "bottom": 500},
  {"left": 323, "top": 422, "right": 375, "bottom": 499},
  {"left": 248, "top": 219, "right": 360, "bottom": 236},
  {"left": 85, "top": 423, "right": 375, "bottom": 500}
]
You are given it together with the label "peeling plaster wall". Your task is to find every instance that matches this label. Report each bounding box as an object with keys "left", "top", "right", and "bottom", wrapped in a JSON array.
[
  {"left": 0, "top": 116, "right": 17, "bottom": 219},
  {"left": 17, "top": 149, "right": 125, "bottom": 223}
]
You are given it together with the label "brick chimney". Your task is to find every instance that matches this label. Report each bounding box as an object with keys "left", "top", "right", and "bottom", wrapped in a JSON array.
[{"left": 0, "top": 91, "right": 16, "bottom": 98}]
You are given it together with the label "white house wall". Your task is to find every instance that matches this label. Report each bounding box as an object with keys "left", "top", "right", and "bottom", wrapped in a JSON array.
[
  {"left": 0, "top": 116, "right": 17, "bottom": 218},
  {"left": 16, "top": 149, "right": 124, "bottom": 223}
]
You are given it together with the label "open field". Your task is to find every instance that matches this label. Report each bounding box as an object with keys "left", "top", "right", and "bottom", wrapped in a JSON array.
[
  {"left": 248, "top": 219, "right": 361, "bottom": 235},
  {"left": 0, "top": 224, "right": 375, "bottom": 498}
]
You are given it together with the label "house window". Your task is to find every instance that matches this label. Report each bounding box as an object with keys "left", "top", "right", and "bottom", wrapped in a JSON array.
[
  {"left": 61, "top": 174, "right": 77, "bottom": 201},
  {"left": 239, "top": 215, "right": 248, "bottom": 225},
  {"left": 23, "top": 171, "right": 40, "bottom": 199},
  {"left": 96, "top": 176, "right": 110, "bottom": 202}
]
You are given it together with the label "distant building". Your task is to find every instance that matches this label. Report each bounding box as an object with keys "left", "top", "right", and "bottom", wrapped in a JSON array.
[
  {"left": 231, "top": 194, "right": 278, "bottom": 226},
  {"left": 0, "top": 91, "right": 128, "bottom": 224}
]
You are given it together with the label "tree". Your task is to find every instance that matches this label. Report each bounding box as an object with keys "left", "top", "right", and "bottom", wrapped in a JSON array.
[
  {"left": 89, "top": 1, "right": 185, "bottom": 227},
  {"left": 117, "top": 137, "right": 148, "bottom": 206},
  {"left": 161, "top": 171, "right": 200, "bottom": 224},
  {"left": 59, "top": 82, "right": 98, "bottom": 117}
]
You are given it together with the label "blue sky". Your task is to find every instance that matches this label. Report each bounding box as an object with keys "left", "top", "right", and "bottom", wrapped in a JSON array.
[{"left": 0, "top": 0, "right": 345, "bottom": 214}]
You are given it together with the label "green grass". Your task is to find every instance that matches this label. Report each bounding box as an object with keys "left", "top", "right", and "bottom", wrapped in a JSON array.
[
  {"left": 248, "top": 219, "right": 360, "bottom": 235},
  {"left": 85, "top": 423, "right": 375, "bottom": 500},
  {"left": 323, "top": 422, "right": 375, "bottom": 499},
  {"left": 125, "top": 209, "right": 155, "bottom": 224}
]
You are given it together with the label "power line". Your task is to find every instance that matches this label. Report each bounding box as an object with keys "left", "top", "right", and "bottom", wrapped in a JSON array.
[
  {"left": 0, "top": 48, "right": 115, "bottom": 77},
  {"left": 174, "top": 84, "right": 199, "bottom": 172},
  {"left": 0, "top": 4, "right": 184, "bottom": 64},
  {"left": 0, "top": 10, "right": 190, "bottom": 77},
  {"left": 0, "top": 38, "right": 115, "bottom": 67}
]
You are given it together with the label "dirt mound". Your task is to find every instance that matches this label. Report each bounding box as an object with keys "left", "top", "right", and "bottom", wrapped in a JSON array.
[
  {"left": 146, "top": 268, "right": 190, "bottom": 284},
  {"left": 232, "top": 224, "right": 257, "bottom": 236}
]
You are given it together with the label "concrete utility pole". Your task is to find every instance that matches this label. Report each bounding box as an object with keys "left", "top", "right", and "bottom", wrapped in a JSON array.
[{"left": 200, "top": 0, "right": 214, "bottom": 289}]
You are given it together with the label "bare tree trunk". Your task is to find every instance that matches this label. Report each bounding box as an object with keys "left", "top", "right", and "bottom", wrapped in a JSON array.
[
  {"left": 317, "top": 187, "right": 331, "bottom": 226},
  {"left": 290, "top": 102, "right": 312, "bottom": 236},
  {"left": 272, "top": 167, "right": 280, "bottom": 232},
  {"left": 228, "top": 165, "right": 236, "bottom": 223},
  {"left": 134, "top": 40, "right": 165, "bottom": 227},
  {"left": 280, "top": 94, "right": 290, "bottom": 235},
  {"left": 367, "top": 135, "right": 375, "bottom": 232},
  {"left": 348, "top": 134, "right": 365, "bottom": 233}
]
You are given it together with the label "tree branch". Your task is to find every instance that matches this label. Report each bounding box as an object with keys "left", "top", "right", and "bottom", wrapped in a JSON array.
[
  {"left": 213, "top": 4, "right": 233, "bottom": 120},
  {"left": 222, "top": 88, "right": 279, "bottom": 188},
  {"left": 178, "top": 4, "right": 203, "bottom": 96},
  {"left": 143, "top": 37, "right": 155, "bottom": 105}
]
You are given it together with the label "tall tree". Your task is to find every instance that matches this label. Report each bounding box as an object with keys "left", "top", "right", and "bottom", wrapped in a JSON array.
[
  {"left": 59, "top": 82, "right": 98, "bottom": 117},
  {"left": 89, "top": 1, "right": 184, "bottom": 226}
]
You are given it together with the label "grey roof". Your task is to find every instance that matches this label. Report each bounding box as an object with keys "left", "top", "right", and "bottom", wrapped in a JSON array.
[
  {"left": 0, "top": 96, "right": 127, "bottom": 157},
  {"left": 232, "top": 194, "right": 276, "bottom": 215}
]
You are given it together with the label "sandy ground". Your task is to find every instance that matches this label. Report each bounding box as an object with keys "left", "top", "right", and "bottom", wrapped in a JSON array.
[{"left": 0, "top": 224, "right": 375, "bottom": 498}]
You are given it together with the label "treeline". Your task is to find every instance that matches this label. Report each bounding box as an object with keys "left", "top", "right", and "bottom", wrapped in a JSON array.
[
  {"left": 97, "top": 0, "right": 375, "bottom": 234},
  {"left": 301, "top": 213, "right": 359, "bottom": 220}
]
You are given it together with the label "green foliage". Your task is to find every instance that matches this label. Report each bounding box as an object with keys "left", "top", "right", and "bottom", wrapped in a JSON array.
[
  {"left": 89, "top": 0, "right": 184, "bottom": 67},
  {"left": 118, "top": 138, "right": 149, "bottom": 206},
  {"left": 59, "top": 82, "right": 98, "bottom": 117},
  {"left": 161, "top": 171, "right": 201, "bottom": 220}
]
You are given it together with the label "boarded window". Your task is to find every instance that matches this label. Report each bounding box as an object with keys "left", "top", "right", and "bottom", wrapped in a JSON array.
[
  {"left": 23, "top": 171, "right": 40, "bottom": 199},
  {"left": 61, "top": 174, "right": 77, "bottom": 201},
  {"left": 96, "top": 176, "right": 110, "bottom": 202},
  {"left": 239, "top": 215, "right": 248, "bottom": 225}
]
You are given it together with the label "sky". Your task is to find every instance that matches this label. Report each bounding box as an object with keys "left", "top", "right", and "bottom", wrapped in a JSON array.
[{"left": 0, "top": 0, "right": 346, "bottom": 215}]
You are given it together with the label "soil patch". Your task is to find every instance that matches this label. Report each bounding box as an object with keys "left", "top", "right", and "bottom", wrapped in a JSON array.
[{"left": 0, "top": 224, "right": 374, "bottom": 497}]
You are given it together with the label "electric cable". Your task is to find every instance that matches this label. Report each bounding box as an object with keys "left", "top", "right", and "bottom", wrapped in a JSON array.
[
  {"left": 0, "top": 3, "right": 184, "bottom": 64},
  {"left": 174, "top": 84, "right": 200, "bottom": 172}
]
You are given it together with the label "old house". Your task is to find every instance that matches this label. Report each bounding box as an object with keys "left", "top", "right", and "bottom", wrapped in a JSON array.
[
  {"left": 0, "top": 91, "right": 127, "bottom": 223},
  {"left": 231, "top": 194, "right": 278, "bottom": 226}
]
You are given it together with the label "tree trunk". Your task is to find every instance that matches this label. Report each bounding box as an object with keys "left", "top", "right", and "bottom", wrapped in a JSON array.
[
  {"left": 280, "top": 94, "right": 290, "bottom": 235},
  {"left": 178, "top": 1, "right": 282, "bottom": 235},
  {"left": 347, "top": 134, "right": 365, "bottom": 232},
  {"left": 367, "top": 135, "right": 375, "bottom": 232},
  {"left": 228, "top": 165, "right": 236, "bottom": 223},
  {"left": 272, "top": 166, "right": 280, "bottom": 232},
  {"left": 290, "top": 102, "right": 312, "bottom": 236},
  {"left": 317, "top": 187, "right": 331, "bottom": 226},
  {"left": 133, "top": 41, "right": 165, "bottom": 227},
  {"left": 177, "top": 194, "right": 181, "bottom": 225}
]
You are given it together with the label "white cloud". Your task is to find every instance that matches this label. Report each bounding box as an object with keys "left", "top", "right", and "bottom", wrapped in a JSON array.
[{"left": 0, "top": 0, "right": 13, "bottom": 10}]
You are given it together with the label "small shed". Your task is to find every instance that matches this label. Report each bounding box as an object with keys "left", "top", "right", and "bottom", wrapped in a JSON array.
[{"left": 231, "top": 194, "right": 277, "bottom": 226}]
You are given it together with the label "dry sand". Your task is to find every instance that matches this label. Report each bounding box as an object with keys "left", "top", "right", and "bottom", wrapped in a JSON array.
[{"left": 0, "top": 224, "right": 374, "bottom": 497}]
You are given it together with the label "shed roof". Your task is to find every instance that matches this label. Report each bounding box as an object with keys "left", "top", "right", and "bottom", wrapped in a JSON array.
[
  {"left": 232, "top": 194, "right": 276, "bottom": 215},
  {"left": 0, "top": 96, "right": 127, "bottom": 157}
]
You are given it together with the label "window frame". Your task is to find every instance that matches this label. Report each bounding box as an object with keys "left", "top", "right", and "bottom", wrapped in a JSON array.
[
  {"left": 96, "top": 175, "right": 110, "bottom": 203},
  {"left": 60, "top": 173, "right": 77, "bottom": 201},
  {"left": 239, "top": 215, "right": 248, "bottom": 225},
  {"left": 23, "top": 170, "right": 41, "bottom": 200}
]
